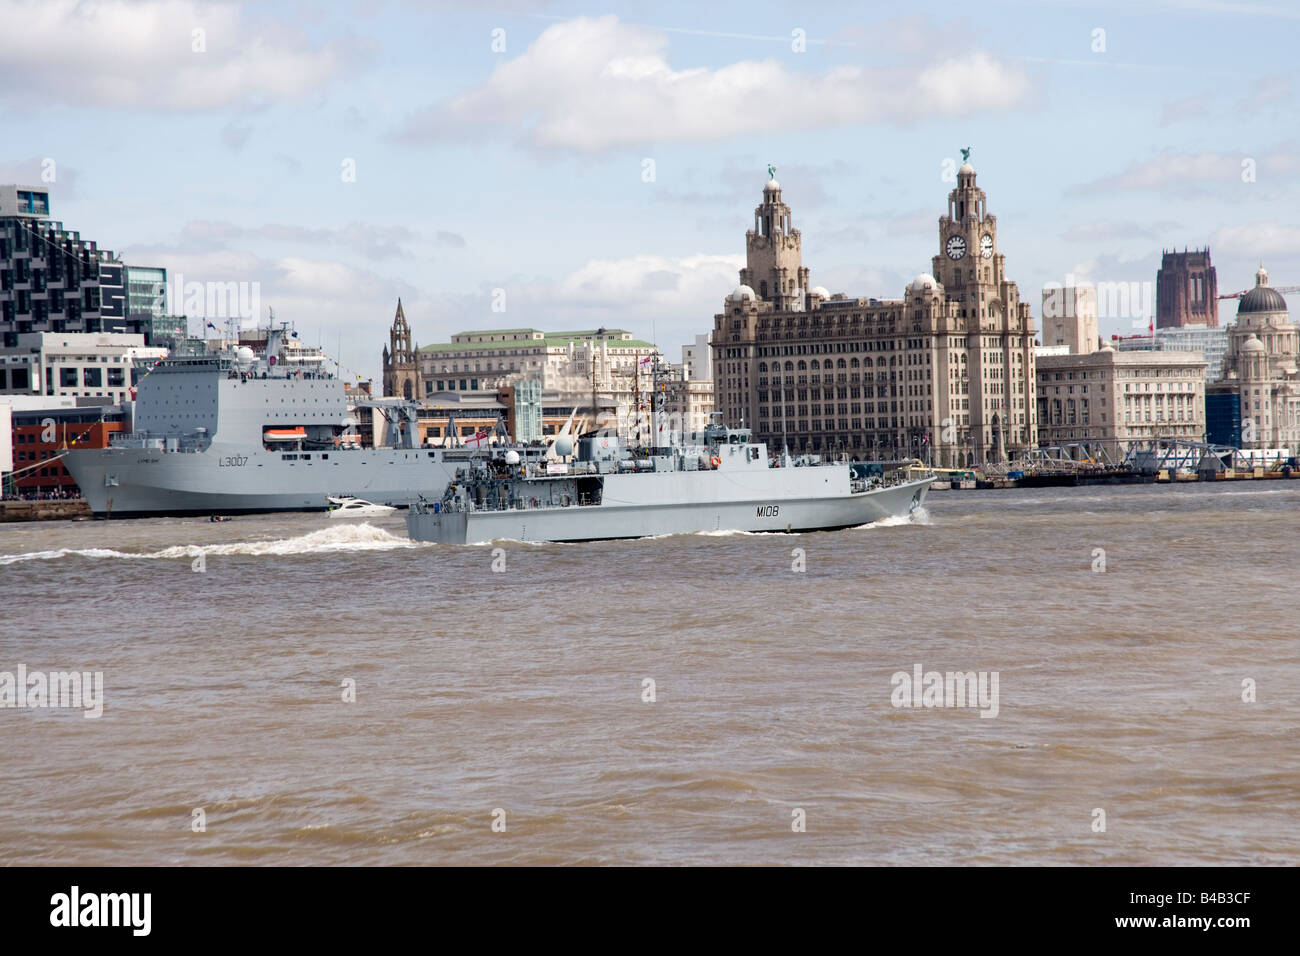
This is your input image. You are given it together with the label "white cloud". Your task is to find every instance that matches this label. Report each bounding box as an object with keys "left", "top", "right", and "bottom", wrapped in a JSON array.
[
  {"left": 0, "top": 0, "right": 354, "bottom": 110},
  {"left": 1236, "top": 73, "right": 1293, "bottom": 112},
  {"left": 118, "top": 244, "right": 420, "bottom": 381},
  {"left": 1157, "top": 93, "right": 1209, "bottom": 126},
  {"left": 1069, "top": 148, "right": 1300, "bottom": 195},
  {"left": 417, "top": 252, "right": 745, "bottom": 351},
  {"left": 177, "top": 219, "right": 419, "bottom": 260},
  {"left": 1061, "top": 219, "right": 1183, "bottom": 242},
  {"left": 397, "top": 16, "right": 1030, "bottom": 151},
  {"left": 1211, "top": 222, "right": 1300, "bottom": 258},
  {"left": 556, "top": 253, "right": 743, "bottom": 307}
]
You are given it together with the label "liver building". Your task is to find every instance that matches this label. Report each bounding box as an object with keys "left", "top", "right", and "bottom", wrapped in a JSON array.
[{"left": 712, "top": 160, "right": 1037, "bottom": 468}]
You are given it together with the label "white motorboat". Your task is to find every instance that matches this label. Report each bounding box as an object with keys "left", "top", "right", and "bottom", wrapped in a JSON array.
[{"left": 327, "top": 496, "right": 397, "bottom": 518}]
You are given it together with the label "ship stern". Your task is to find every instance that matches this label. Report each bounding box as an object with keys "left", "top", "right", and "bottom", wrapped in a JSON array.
[{"left": 405, "top": 508, "right": 469, "bottom": 545}]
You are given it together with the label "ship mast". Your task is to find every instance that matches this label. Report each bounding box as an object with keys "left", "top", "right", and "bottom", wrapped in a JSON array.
[
  {"left": 633, "top": 353, "right": 641, "bottom": 450},
  {"left": 590, "top": 343, "right": 599, "bottom": 436},
  {"left": 650, "top": 352, "right": 662, "bottom": 450}
]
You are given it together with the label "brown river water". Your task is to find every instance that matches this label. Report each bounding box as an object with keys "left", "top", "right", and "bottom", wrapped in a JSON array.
[{"left": 1, "top": 482, "right": 1297, "bottom": 865}]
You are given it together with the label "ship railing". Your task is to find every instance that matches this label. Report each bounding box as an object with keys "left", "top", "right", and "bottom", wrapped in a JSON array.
[
  {"left": 108, "top": 433, "right": 207, "bottom": 452},
  {"left": 109, "top": 433, "right": 165, "bottom": 449},
  {"left": 440, "top": 492, "right": 600, "bottom": 515}
]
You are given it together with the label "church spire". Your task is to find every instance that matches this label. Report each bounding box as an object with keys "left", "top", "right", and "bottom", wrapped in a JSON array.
[{"left": 383, "top": 298, "right": 419, "bottom": 399}]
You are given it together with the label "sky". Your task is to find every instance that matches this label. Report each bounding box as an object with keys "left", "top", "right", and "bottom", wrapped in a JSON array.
[{"left": 1, "top": 0, "right": 1297, "bottom": 384}]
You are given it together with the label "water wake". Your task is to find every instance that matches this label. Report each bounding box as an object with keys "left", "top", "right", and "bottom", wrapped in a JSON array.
[{"left": 0, "top": 523, "right": 421, "bottom": 566}]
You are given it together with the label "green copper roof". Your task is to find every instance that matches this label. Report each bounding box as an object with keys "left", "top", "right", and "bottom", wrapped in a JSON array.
[
  {"left": 450, "top": 328, "right": 541, "bottom": 336},
  {"left": 421, "top": 331, "right": 657, "bottom": 353}
]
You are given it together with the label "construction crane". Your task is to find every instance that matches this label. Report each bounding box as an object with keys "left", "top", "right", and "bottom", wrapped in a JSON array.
[{"left": 1218, "top": 284, "right": 1300, "bottom": 300}]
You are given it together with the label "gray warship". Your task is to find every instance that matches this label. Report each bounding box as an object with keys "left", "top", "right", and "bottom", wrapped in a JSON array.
[
  {"left": 406, "top": 420, "right": 932, "bottom": 545},
  {"left": 63, "top": 323, "right": 538, "bottom": 517}
]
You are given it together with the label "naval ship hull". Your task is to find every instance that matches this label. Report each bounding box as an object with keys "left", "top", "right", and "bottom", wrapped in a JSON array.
[
  {"left": 64, "top": 445, "right": 459, "bottom": 518},
  {"left": 408, "top": 474, "right": 930, "bottom": 544}
]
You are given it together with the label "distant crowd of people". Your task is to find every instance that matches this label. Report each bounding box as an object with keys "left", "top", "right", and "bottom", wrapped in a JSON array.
[{"left": 1, "top": 489, "right": 84, "bottom": 502}]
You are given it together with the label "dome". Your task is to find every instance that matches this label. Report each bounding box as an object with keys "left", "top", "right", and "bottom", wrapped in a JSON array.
[
  {"left": 1099, "top": 340, "right": 1115, "bottom": 351},
  {"left": 1238, "top": 286, "right": 1288, "bottom": 314},
  {"left": 1242, "top": 333, "right": 1266, "bottom": 353},
  {"left": 730, "top": 284, "right": 756, "bottom": 302},
  {"left": 1238, "top": 264, "right": 1288, "bottom": 314},
  {"left": 810, "top": 286, "right": 830, "bottom": 299},
  {"left": 959, "top": 162, "right": 974, "bottom": 175},
  {"left": 764, "top": 178, "right": 780, "bottom": 192},
  {"left": 910, "top": 273, "right": 939, "bottom": 294}
]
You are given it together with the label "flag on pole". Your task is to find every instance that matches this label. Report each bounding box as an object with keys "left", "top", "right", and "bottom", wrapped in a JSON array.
[
  {"left": 206, "top": 321, "right": 218, "bottom": 331},
  {"left": 638, "top": 355, "right": 653, "bottom": 365},
  {"left": 463, "top": 428, "right": 491, "bottom": 448}
]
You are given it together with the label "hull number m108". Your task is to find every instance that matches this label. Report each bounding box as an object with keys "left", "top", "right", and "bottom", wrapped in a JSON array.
[{"left": 757, "top": 505, "right": 779, "bottom": 517}]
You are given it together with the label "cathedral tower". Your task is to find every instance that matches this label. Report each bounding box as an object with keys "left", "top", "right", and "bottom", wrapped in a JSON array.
[{"left": 1157, "top": 249, "right": 1218, "bottom": 328}]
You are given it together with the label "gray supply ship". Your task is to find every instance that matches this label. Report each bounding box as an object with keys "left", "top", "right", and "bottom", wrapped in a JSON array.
[
  {"left": 63, "top": 323, "right": 540, "bottom": 517},
  {"left": 406, "top": 421, "right": 932, "bottom": 544}
]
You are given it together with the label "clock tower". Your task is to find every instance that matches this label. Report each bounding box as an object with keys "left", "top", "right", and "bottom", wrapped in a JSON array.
[
  {"left": 932, "top": 160, "right": 1008, "bottom": 317},
  {"left": 928, "top": 157, "right": 1037, "bottom": 465},
  {"left": 739, "top": 175, "right": 810, "bottom": 311}
]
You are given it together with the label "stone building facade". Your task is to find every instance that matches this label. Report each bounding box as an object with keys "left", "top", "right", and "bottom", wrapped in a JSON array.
[
  {"left": 1036, "top": 344, "right": 1207, "bottom": 451},
  {"left": 1217, "top": 266, "right": 1300, "bottom": 450},
  {"left": 388, "top": 313, "right": 667, "bottom": 440},
  {"left": 1041, "top": 286, "right": 1098, "bottom": 354},
  {"left": 712, "top": 163, "right": 1037, "bottom": 467}
]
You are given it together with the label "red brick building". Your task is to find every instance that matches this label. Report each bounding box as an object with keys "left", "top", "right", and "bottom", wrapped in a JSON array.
[
  {"left": 9, "top": 416, "right": 123, "bottom": 495},
  {"left": 1157, "top": 248, "right": 1219, "bottom": 329}
]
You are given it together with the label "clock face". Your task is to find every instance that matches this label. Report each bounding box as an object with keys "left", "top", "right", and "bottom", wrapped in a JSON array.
[
  {"left": 945, "top": 235, "right": 967, "bottom": 260},
  {"left": 980, "top": 234, "right": 993, "bottom": 258}
]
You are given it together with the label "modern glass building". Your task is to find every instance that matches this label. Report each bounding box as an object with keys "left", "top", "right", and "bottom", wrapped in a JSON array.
[
  {"left": 125, "top": 265, "right": 166, "bottom": 317},
  {"left": 511, "top": 379, "right": 543, "bottom": 442},
  {"left": 1205, "top": 386, "right": 1242, "bottom": 447},
  {"left": 1114, "top": 325, "right": 1229, "bottom": 381},
  {"left": 124, "top": 264, "right": 187, "bottom": 348},
  {"left": 0, "top": 185, "right": 125, "bottom": 344}
]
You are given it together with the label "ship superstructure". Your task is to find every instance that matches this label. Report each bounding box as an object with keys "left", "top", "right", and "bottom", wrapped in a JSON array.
[
  {"left": 406, "top": 421, "right": 932, "bottom": 544},
  {"left": 63, "top": 322, "right": 540, "bottom": 517}
]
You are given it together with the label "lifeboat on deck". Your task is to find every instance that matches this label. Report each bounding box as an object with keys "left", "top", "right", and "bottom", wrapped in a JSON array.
[{"left": 264, "top": 426, "right": 307, "bottom": 442}]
